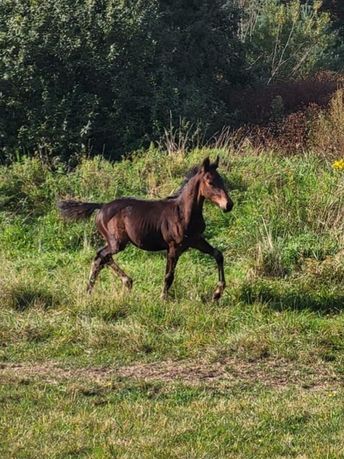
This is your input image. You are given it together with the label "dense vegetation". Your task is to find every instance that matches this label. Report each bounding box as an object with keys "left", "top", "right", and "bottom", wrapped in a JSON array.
[
  {"left": 0, "top": 147, "right": 343, "bottom": 456},
  {"left": 1, "top": 0, "right": 342, "bottom": 160}
]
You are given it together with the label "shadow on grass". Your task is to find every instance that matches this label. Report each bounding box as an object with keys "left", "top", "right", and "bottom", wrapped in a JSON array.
[
  {"left": 10, "top": 286, "right": 58, "bottom": 311},
  {"left": 101, "top": 307, "right": 128, "bottom": 322},
  {"left": 241, "top": 280, "right": 344, "bottom": 313}
]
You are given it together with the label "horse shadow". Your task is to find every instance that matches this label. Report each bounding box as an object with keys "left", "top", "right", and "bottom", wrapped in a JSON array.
[
  {"left": 9, "top": 285, "right": 58, "bottom": 311},
  {"left": 240, "top": 281, "right": 344, "bottom": 314}
]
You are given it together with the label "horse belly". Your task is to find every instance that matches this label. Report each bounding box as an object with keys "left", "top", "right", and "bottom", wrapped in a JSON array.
[
  {"left": 130, "top": 230, "right": 167, "bottom": 251},
  {"left": 125, "top": 219, "right": 167, "bottom": 251},
  {"left": 122, "top": 203, "right": 169, "bottom": 251}
]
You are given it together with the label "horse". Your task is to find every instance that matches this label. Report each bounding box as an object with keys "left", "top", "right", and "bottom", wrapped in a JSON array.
[{"left": 58, "top": 156, "right": 234, "bottom": 300}]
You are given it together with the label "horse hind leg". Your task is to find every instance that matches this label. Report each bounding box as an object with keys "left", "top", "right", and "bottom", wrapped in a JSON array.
[
  {"left": 101, "top": 237, "right": 133, "bottom": 290},
  {"left": 87, "top": 246, "right": 110, "bottom": 293},
  {"left": 87, "top": 235, "right": 132, "bottom": 293},
  {"left": 107, "top": 257, "right": 133, "bottom": 290}
]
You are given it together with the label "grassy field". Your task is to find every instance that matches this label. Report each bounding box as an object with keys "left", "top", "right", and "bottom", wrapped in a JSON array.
[{"left": 0, "top": 148, "right": 344, "bottom": 458}]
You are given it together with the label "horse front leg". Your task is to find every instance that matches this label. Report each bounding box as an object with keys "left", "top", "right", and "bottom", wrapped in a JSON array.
[
  {"left": 190, "top": 238, "right": 225, "bottom": 301},
  {"left": 161, "top": 244, "right": 180, "bottom": 300}
]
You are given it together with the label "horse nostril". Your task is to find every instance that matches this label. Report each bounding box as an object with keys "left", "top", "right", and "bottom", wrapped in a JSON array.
[{"left": 225, "top": 201, "right": 233, "bottom": 212}]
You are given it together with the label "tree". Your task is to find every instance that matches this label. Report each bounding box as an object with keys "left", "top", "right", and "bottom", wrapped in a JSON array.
[
  {"left": 0, "top": 0, "right": 160, "bottom": 160},
  {"left": 152, "top": 0, "right": 246, "bottom": 130}
]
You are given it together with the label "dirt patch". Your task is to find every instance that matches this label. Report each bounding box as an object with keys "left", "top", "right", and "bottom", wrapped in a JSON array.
[{"left": 0, "top": 357, "right": 341, "bottom": 390}]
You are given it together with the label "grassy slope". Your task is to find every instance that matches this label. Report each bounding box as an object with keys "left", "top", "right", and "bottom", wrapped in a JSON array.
[{"left": 0, "top": 148, "right": 344, "bottom": 457}]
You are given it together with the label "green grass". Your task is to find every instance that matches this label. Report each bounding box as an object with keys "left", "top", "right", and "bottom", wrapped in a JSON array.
[
  {"left": 1, "top": 377, "right": 344, "bottom": 458},
  {"left": 0, "top": 148, "right": 344, "bottom": 457}
]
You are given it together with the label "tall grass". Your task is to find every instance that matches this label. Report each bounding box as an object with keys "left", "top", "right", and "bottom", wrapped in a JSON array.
[{"left": 311, "top": 88, "right": 344, "bottom": 159}]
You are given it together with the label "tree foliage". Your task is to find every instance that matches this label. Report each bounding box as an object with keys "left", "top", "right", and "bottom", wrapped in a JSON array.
[
  {"left": 0, "top": 0, "right": 160, "bottom": 160},
  {"left": 240, "top": 0, "right": 335, "bottom": 84},
  {"left": 0, "top": 0, "right": 244, "bottom": 161},
  {"left": 0, "top": 0, "right": 341, "bottom": 162}
]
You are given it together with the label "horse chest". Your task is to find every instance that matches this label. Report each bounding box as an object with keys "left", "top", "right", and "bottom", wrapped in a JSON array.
[{"left": 186, "top": 215, "right": 206, "bottom": 236}]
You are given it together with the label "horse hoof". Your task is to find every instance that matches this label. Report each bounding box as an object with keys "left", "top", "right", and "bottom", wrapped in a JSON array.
[
  {"left": 124, "top": 278, "right": 133, "bottom": 290},
  {"left": 212, "top": 290, "right": 222, "bottom": 301}
]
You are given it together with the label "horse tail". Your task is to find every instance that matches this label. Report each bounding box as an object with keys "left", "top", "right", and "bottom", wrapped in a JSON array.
[{"left": 57, "top": 200, "right": 103, "bottom": 220}]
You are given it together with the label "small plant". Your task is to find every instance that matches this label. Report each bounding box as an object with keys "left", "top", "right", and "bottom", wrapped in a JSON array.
[{"left": 255, "top": 231, "right": 287, "bottom": 278}]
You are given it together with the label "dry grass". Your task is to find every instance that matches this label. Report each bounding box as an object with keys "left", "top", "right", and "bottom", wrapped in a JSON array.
[
  {"left": 310, "top": 88, "right": 344, "bottom": 159},
  {"left": 1, "top": 355, "right": 341, "bottom": 390}
]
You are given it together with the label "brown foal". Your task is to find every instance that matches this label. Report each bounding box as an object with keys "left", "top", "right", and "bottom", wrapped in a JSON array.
[{"left": 58, "top": 156, "right": 233, "bottom": 300}]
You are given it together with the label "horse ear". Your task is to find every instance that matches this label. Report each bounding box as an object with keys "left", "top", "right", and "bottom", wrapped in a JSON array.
[
  {"left": 213, "top": 156, "right": 220, "bottom": 169},
  {"left": 201, "top": 157, "right": 210, "bottom": 172}
]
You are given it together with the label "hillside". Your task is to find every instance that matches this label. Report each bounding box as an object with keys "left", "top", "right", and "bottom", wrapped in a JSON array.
[{"left": 0, "top": 148, "right": 344, "bottom": 457}]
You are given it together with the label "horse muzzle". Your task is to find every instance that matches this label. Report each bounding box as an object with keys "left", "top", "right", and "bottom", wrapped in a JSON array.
[
  {"left": 223, "top": 200, "right": 234, "bottom": 213},
  {"left": 214, "top": 195, "right": 234, "bottom": 212}
]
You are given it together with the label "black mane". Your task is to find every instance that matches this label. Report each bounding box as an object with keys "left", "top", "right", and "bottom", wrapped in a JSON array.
[{"left": 167, "top": 166, "right": 199, "bottom": 199}]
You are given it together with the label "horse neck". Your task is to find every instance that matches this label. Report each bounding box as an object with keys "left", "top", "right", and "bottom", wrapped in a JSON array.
[{"left": 177, "top": 175, "right": 204, "bottom": 227}]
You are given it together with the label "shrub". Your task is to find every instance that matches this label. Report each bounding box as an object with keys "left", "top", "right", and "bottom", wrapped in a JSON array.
[
  {"left": 227, "top": 72, "right": 341, "bottom": 124},
  {"left": 240, "top": 0, "right": 336, "bottom": 84},
  {"left": 226, "top": 74, "right": 344, "bottom": 155}
]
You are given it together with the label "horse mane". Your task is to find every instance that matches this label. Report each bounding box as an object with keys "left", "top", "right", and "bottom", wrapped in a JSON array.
[{"left": 167, "top": 166, "right": 200, "bottom": 199}]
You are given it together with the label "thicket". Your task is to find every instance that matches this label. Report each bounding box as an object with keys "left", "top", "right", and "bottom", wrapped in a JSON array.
[{"left": 0, "top": 0, "right": 342, "bottom": 162}]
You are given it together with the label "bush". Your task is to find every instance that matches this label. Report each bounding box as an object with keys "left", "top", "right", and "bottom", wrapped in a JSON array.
[
  {"left": 240, "top": 0, "right": 336, "bottom": 84},
  {"left": 0, "top": 0, "right": 160, "bottom": 161},
  {"left": 227, "top": 72, "right": 341, "bottom": 126},
  {"left": 226, "top": 74, "right": 344, "bottom": 155}
]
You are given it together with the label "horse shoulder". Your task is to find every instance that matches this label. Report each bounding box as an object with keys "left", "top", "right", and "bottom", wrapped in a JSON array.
[{"left": 160, "top": 201, "right": 186, "bottom": 245}]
